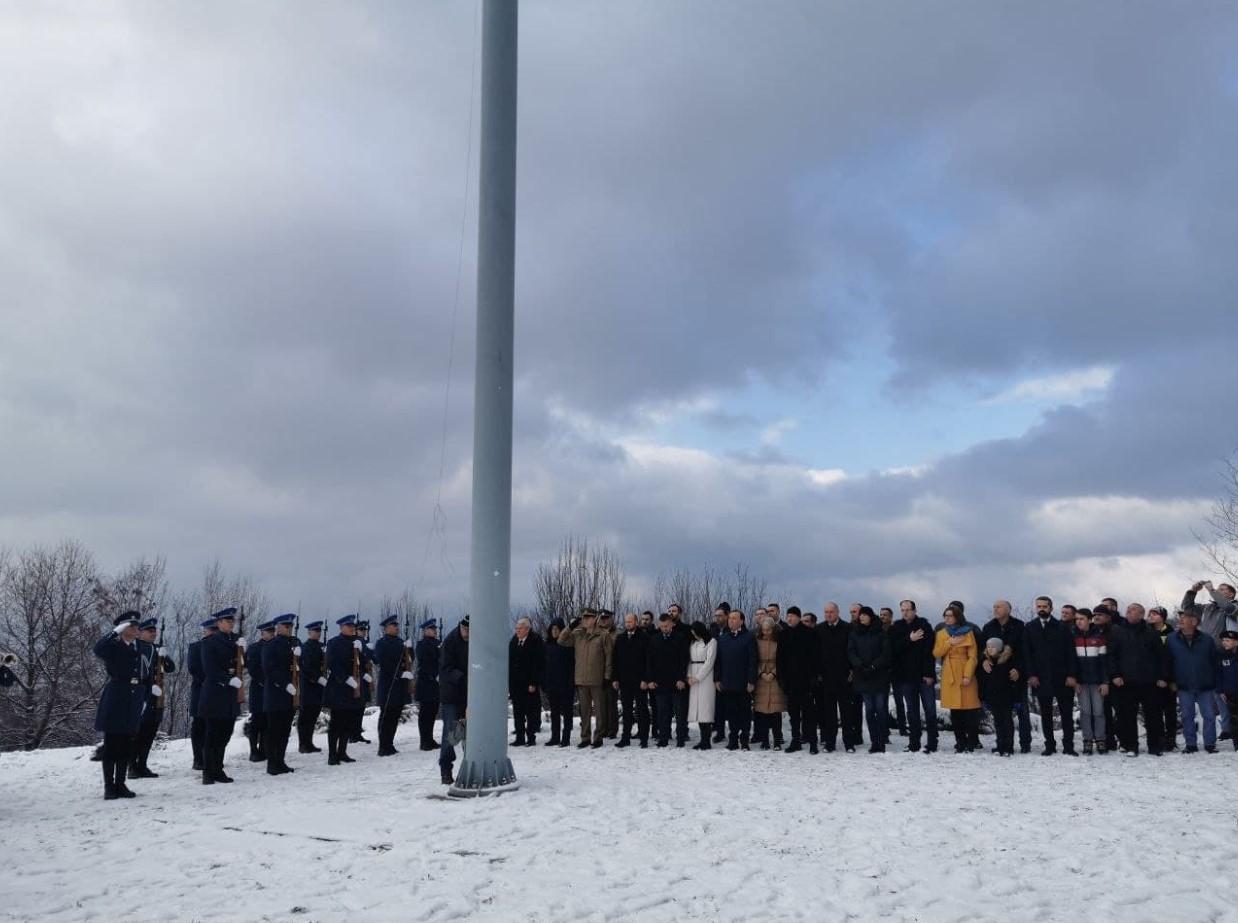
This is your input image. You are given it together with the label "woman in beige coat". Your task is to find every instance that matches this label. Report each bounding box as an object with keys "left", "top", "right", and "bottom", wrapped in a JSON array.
[{"left": 753, "top": 618, "right": 787, "bottom": 749}]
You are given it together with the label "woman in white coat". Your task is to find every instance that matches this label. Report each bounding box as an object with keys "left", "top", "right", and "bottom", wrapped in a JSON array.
[{"left": 687, "top": 621, "right": 717, "bottom": 749}]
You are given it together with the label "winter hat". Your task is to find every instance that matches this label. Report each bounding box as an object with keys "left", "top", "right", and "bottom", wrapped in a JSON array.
[{"left": 985, "top": 638, "right": 1004, "bottom": 656}]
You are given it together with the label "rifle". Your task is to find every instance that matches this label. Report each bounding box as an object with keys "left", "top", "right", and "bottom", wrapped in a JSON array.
[
  {"left": 402, "top": 614, "right": 414, "bottom": 697},
  {"left": 291, "top": 615, "right": 301, "bottom": 710},
  {"left": 320, "top": 621, "right": 330, "bottom": 684},
  {"left": 235, "top": 606, "right": 247, "bottom": 706},
  {"left": 350, "top": 620, "right": 362, "bottom": 700},
  {"left": 154, "top": 618, "right": 166, "bottom": 690}
]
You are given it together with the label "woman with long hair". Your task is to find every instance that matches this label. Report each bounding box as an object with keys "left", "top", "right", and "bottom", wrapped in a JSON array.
[
  {"left": 753, "top": 617, "right": 786, "bottom": 749},
  {"left": 933, "top": 605, "right": 980, "bottom": 752},
  {"left": 686, "top": 621, "right": 717, "bottom": 749}
]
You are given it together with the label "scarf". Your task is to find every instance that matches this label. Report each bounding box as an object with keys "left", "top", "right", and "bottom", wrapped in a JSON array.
[{"left": 945, "top": 624, "right": 971, "bottom": 638}]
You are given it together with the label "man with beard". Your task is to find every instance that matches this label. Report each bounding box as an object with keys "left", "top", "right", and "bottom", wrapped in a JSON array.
[
  {"left": 980, "top": 600, "right": 1032, "bottom": 754},
  {"left": 777, "top": 607, "right": 820, "bottom": 754},
  {"left": 1023, "top": 596, "right": 1079, "bottom": 756},
  {"left": 890, "top": 600, "right": 938, "bottom": 754},
  {"left": 612, "top": 612, "right": 651, "bottom": 748}
]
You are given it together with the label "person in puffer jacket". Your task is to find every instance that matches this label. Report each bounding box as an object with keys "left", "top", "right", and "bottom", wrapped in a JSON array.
[{"left": 1071, "top": 609, "right": 1111, "bottom": 754}]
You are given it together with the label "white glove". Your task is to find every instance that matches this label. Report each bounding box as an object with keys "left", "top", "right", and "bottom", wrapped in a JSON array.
[
  {"left": 352, "top": 639, "right": 362, "bottom": 650},
  {"left": 112, "top": 624, "right": 126, "bottom": 635},
  {"left": 151, "top": 685, "right": 163, "bottom": 697},
  {"left": 404, "top": 638, "right": 414, "bottom": 648},
  {"left": 285, "top": 683, "right": 296, "bottom": 695},
  {"left": 293, "top": 647, "right": 302, "bottom": 657},
  {"left": 400, "top": 671, "right": 413, "bottom": 680},
  {"left": 236, "top": 637, "right": 248, "bottom": 650},
  {"left": 345, "top": 676, "right": 358, "bottom": 689},
  {"left": 157, "top": 647, "right": 167, "bottom": 657},
  {"left": 228, "top": 677, "right": 242, "bottom": 688},
  {"left": 363, "top": 673, "right": 372, "bottom": 683},
  {"left": 317, "top": 676, "right": 327, "bottom": 687}
]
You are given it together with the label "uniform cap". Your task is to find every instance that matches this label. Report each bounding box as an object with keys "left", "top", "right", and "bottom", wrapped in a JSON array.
[
  {"left": 336, "top": 614, "right": 358, "bottom": 627},
  {"left": 380, "top": 615, "right": 399, "bottom": 628}
]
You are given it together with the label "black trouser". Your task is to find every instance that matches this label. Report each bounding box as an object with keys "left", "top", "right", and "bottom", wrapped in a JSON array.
[
  {"left": 265, "top": 709, "right": 294, "bottom": 770},
  {"left": 992, "top": 701, "right": 1015, "bottom": 752},
  {"left": 297, "top": 704, "right": 321, "bottom": 750},
  {"left": 1103, "top": 692, "right": 1118, "bottom": 747},
  {"left": 718, "top": 689, "right": 751, "bottom": 743},
  {"left": 546, "top": 690, "right": 573, "bottom": 744},
  {"left": 132, "top": 707, "right": 162, "bottom": 769},
  {"left": 417, "top": 702, "right": 439, "bottom": 747},
  {"left": 350, "top": 701, "right": 368, "bottom": 742},
  {"left": 786, "top": 689, "right": 814, "bottom": 744},
  {"left": 847, "top": 691, "right": 864, "bottom": 744},
  {"left": 1151, "top": 685, "right": 1177, "bottom": 749},
  {"left": 327, "top": 708, "right": 361, "bottom": 760},
  {"left": 377, "top": 702, "right": 403, "bottom": 752},
  {"left": 204, "top": 718, "right": 234, "bottom": 779},
  {"left": 951, "top": 708, "right": 980, "bottom": 750},
  {"left": 1115, "top": 682, "right": 1160, "bottom": 753},
  {"left": 190, "top": 715, "right": 205, "bottom": 765},
  {"left": 818, "top": 683, "right": 858, "bottom": 749},
  {"left": 101, "top": 732, "right": 135, "bottom": 789},
  {"left": 618, "top": 683, "right": 650, "bottom": 743},
  {"left": 860, "top": 691, "right": 888, "bottom": 748},
  {"left": 511, "top": 689, "right": 540, "bottom": 742},
  {"left": 247, "top": 711, "right": 267, "bottom": 758},
  {"left": 672, "top": 687, "right": 689, "bottom": 744},
  {"left": 1035, "top": 684, "right": 1075, "bottom": 749},
  {"left": 754, "top": 711, "right": 783, "bottom": 745},
  {"left": 652, "top": 690, "right": 675, "bottom": 744}
]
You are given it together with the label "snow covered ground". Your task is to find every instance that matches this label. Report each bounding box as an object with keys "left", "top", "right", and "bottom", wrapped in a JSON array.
[{"left": 3, "top": 714, "right": 1236, "bottom": 923}]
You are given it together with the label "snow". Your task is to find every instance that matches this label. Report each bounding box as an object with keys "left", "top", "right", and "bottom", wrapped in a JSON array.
[{"left": 3, "top": 714, "right": 1236, "bottom": 923}]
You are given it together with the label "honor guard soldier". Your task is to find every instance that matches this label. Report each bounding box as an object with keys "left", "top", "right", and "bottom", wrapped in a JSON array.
[
  {"left": 374, "top": 615, "right": 414, "bottom": 756},
  {"left": 199, "top": 607, "right": 244, "bottom": 784},
  {"left": 297, "top": 621, "right": 327, "bottom": 753},
  {"left": 351, "top": 620, "right": 374, "bottom": 744},
  {"left": 187, "top": 617, "right": 218, "bottom": 770},
  {"left": 414, "top": 619, "right": 441, "bottom": 750},
  {"left": 93, "top": 611, "right": 146, "bottom": 799},
  {"left": 325, "top": 614, "right": 364, "bottom": 765},
  {"left": 261, "top": 613, "right": 298, "bottom": 775},
  {"left": 246, "top": 621, "right": 273, "bottom": 762},
  {"left": 130, "top": 617, "right": 175, "bottom": 779}
]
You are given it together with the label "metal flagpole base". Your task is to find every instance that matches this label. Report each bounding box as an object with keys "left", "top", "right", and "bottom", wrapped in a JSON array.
[{"left": 447, "top": 757, "right": 518, "bottom": 798}]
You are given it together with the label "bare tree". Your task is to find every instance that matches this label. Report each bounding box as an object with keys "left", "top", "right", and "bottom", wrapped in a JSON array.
[
  {"left": 652, "top": 562, "right": 769, "bottom": 626},
  {"left": 1198, "top": 452, "right": 1238, "bottom": 583},
  {"left": 533, "top": 536, "right": 626, "bottom": 623},
  {"left": 0, "top": 540, "right": 103, "bottom": 750}
]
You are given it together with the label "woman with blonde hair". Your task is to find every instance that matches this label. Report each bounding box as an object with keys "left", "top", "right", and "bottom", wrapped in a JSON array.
[
  {"left": 933, "top": 605, "right": 980, "bottom": 752},
  {"left": 753, "top": 617, "right": 786, "bottom": 749}
]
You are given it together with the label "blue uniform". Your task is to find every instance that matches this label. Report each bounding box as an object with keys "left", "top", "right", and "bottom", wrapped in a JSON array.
[
  {"left": 93, "top": 634, "right": 146, "bottom": 735},
  {"left": 246, "top": 640, "right": 267, "bottom": 715},
  {"left": 375, "top": 635, "right": 412, "bottom": 708},
  {"left": 414, "top": 636, "right": 441, "bottom": 749},
  {"left": 260, "top": 633, "right": 297, "bottom": 773},
  {"left": 198, "top": 632, "right": 241, "bottom": 721},
  {"left": 324, "top": 633, "right": 363, "bottom": 763},
  {"left": 296, "top": 636, "right": 326, "bottom": 753}
]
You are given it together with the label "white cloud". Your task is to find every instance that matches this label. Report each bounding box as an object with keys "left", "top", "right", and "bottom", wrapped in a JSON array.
[{"left": 984, "top": 365, "right": 1114, "bottom": 405}]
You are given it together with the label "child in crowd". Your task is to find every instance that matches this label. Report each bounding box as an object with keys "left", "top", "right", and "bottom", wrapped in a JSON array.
[
  {"left": 978, "top": 637, "right": 1015, "bottom": 756},
  {"left": 1072, "top": 608, "right": 1110, "bottom": 755},
  {"left": 1221, "top": 631, "right": 1238, "bottom": 752}
]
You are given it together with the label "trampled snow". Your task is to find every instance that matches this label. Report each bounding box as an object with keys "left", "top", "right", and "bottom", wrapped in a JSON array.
[{"left": 2, "top": 713, "right": 1235, "bottom": 923}]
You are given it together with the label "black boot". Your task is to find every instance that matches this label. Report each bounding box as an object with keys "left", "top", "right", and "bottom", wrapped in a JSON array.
[
  {"left": 102, "top": 760, "right": 118, "bottom": 800},
  {"left": 694, "top": 723, "right": 712, "bottom": 750},
  {"left": 327, "top": 730, "right": 340, "bottom": 765},
  {"left": 114, "top": 761, "right": 136, "bottom": 798},
  {"left": 440, "top": 764, "right": 454, "bottom": 785}
]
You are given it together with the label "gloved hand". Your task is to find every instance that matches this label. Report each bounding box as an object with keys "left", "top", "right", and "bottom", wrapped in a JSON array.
[
  {"left": 157, "top": 647, "right": 167, "bottom": 657},
  {"left": 293, "top": 647, "right": 302, "bottom": 657},
  {"left": 317, "top": 676, "right": 327, "bottom": 687},
  {"left": 400, "top": 671, "right": 413, "bottom": 680},
  {"left": 363, "top": 673, "right": 372, "bottom": 683},
  {"left": 285, "top": 683, "right": 296, "bottom": 695},
  {"left": 352, "top": 640, "right": 362, "bottom": 650},
  {"left": 228, "top": 677, "right": 242, "bottom": 688},
  {"left": 112, "top": 624, "right": 126, "bottom": 635},
  {"left": 236, "top": 637, "right": 248, "bottom": 650},
  {"left": 345, "top": 676, "right": 358, "bottom": 689},
  {"left": 152, "top": 685, "right": 163, "bottom": 697},
  {"left": 404, "top": 638, "right": 414, "bottom": 648}
]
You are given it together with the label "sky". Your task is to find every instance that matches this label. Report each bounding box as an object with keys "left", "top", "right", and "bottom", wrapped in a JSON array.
[{"left": 1, "top": 1, "right": 1236, "bottom": 619}]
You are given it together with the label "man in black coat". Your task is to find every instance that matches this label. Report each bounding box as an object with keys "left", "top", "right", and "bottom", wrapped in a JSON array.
[
  {"left": 324, "top": 614, "right": 364, "bottom": 765},
  {"left": 1023, "top": 596, "right": 1079, "bottom": 756},
  {"left": 777, "top": 607, "right": 820, "bottom": 753},
  {"left": 646, "top": 613, "right": 691, "bottom": 747},
  {"left": 130, "top": 617, "right": 175, "bottom": 779},
  {"left": 374, "top": 615, "right": 414, "bottom": 757},
  {"left": 889, "top": 600, "right": 938, "bottom": 753},
  {"left": 816, "top": 602, "right": 856, "bottom": 752},
  {"left": 245, "top": 622, "right": 271, "bottom": 762},
  {"left": 507, "top": 617, "right": 545, "bottom": 747},
  {"left": 414, "top": 620, "right": 441, "bottom": 750},
  {"left": 198, "top": 607, "right": 244, "bottom": 784},
  {"left": 438, "top": 616, "right": 469, "bottom": 784},
  {"left": 1109, "top": 603, "right": 1172, "bottom": 756},
  {"left": 296, "top": 621, "right": 326, "bottom": 754},
  {"left": 93, "top": 611, "right": 146, "bottom": 799},
  {"left": 666, "top": 604, "right": 693, "bottom": 744},
  {"left": 981, "top": 600, "right": 1032, "bottom": 754},
  {"left": 261, "top": 613, "right": 299, "bottom": 775},
  {"left": 612, "top": 612, "right": 651, "bottom": 748},
  {"left": 187, "top": 618, "right": 216, "bottom": 771},
  {"left": 714, "top": 610, "right": 757, "bottom": 750}
]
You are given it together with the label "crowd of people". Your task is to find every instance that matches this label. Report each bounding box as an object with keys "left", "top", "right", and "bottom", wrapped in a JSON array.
[{"left": 89, "top": 580, "right": 1238, "bottom": 796}]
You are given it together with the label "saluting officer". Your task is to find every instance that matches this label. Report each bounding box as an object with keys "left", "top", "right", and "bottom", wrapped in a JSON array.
[
  {"left": 297, "top": 621, "right": 327, "bottom": 753},
  {"left": 324, "top": 614, "right": 364, "bottom": 765},
  {"left": 93, "top": 611, "right": 146, "bottom": 800},
  {"left": 187, "top": 617, "right": 218, "bottom": 771},
  {"left": 374, "top": 615, "right": 414, "bottom": 756},
  {"left": 199, "top": 607, "right": 244, "bottom": 785},
  {"left": 351, "top": 620, "right": 374, "bottom": 744},
  {"left": 130, "top": 618, "right": 175, "bottom": 779},
  {"left": 246, "top": 621, "right": 273, "bottom": 762},
  {"left": 261, "top": 613, "right": 298, "bottom": 776}
]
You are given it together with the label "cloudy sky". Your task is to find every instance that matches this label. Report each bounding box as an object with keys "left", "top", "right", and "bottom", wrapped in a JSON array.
[{"left": 2, "top": 1, "right": 1236, "bottom": 618}]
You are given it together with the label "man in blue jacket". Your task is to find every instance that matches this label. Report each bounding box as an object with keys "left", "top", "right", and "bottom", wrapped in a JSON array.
[
  {"left": 93, "top": 611, "right": 146, "bottom": 799},
  {"left": 714, "top": 610, "right": 756, "bottom": 751},
  {"left": 261, "top": 613, "right": 299, "bottom": 776},
  {"left": 187, "top": 617, "right": 217, "bottom": 771},
  {"left": 198, "top": 607, "right": 244, "bottom": 785},
  {"left": 1167, "top": 609, "right": 1223, "bottom": 753}
]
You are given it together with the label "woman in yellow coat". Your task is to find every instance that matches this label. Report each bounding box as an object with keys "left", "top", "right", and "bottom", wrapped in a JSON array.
[{"left": 933, "top": 606, "right": 981, "bottom": 752}]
